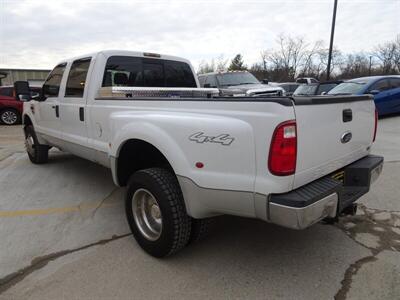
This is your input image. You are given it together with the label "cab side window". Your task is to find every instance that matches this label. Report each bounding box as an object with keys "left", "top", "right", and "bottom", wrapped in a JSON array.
[
  {"left": 65, "top": 58, "right": 91, "bottom": 98},
  {"left": 42, "top": 63, "right": 66, "bottom": 98}
]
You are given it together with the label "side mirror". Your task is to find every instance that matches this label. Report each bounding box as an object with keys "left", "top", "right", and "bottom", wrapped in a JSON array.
[
  {"left": 18, "top": 94, "right": 31, "bottom": 102},
  {"left": 369, "top": 89, "right": 380, "bottom": 95},
  {"left": 321, "top": 91, "right": 327, "bottom": 95},
  {"left": 261, "top": 79, "right": 269, "bottom": 84},
  {"left": 203, "top": 83, "right": 211, "bottom": 88}
]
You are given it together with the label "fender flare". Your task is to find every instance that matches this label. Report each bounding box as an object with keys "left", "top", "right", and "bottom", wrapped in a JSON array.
[{"left": 110, "top": 121, "right": 191, "bottom": 178}]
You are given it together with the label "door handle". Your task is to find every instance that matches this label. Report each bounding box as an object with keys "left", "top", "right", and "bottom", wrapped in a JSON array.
[
  {"left": 52, "top": 105, "right": 59, "bottom": 118},
  {"left": 343, "top": 109, "right": 352, "bottom": 122},
  {"left": 79, "top": 107, "right": 84, "bottom": 122}
]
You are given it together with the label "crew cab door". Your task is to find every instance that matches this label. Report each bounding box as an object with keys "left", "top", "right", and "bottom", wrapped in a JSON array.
[
  {"left": 35, "top": 63, "right": 66, "bottom": 144},
  {"left": 58, "top": 57, "right": 94, "bottom": 160}
]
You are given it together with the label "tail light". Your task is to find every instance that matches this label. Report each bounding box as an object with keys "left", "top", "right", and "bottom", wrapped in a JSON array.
[
  {"left": 268, "top": 120, "right": 297, "bottom": 176},
  {"left": 373, "top": 108, "right": 378, "bottom": 142}
]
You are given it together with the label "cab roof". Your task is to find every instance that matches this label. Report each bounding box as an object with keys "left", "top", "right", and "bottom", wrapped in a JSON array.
[{"left": 56, "top": 50, "right": 192, "bottom": 66}]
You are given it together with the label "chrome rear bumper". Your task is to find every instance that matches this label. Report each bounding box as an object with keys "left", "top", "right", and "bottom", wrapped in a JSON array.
[
  {"left": 269, "top": 193, "right": 338, "bottom": 230},
  {"left": 268, "top": 155, "right": 383, "bottom": 230}
]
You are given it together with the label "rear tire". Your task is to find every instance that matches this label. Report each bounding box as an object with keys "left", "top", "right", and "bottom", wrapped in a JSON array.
[
  {"left": 188, "top": 218, "right": 214, "bottom": 245},
  {"left": 125, "top": 168, "right": 191, "bottom": 257},
  {"left": 1, "top": 109, "right": 20, "bottom": 125},
  {"left": 24, "top": 125, "right": 49, "bottom": 164}
]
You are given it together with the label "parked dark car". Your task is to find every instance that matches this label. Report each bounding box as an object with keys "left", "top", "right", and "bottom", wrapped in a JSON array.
[
  {"left": 0, "top": 85, "right": 41, "bottom": 125},
  {"left": 276, "top": 82, "right": 300, "bottom": 96},
  {"left": 293, "top": 81, "right": 343, "bottom": 96},
  {"left": 328, "top": 76, "right": 400, "bottom": 116}
]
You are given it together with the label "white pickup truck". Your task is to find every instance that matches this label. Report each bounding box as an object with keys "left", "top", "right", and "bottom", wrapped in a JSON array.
[{"left": 19, "top": 50, "right": 383, "bottom": 257}]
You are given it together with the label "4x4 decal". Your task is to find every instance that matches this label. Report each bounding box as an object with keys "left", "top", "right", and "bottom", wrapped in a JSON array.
[{"left": 189, "top": 132, "right": 235, "bottom": 146}]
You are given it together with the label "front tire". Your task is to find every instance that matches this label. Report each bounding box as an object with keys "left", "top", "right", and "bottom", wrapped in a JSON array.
[
  {"left": 24, "top": 125, "right": 49, "bottom": 164},
  {"left": 1, "top": 109, "right": 20, "bottom": 125},
  {"left": 125, "top": 168, "right": 191, "bottom": 257}
]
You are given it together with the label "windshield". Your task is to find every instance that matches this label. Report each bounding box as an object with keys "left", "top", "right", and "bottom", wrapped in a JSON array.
[
  {"left": 328, "top": 81, "right": 367, "bottom": 95},
  {"left": 293, "top": 84, "right": 317, "bottom": 96},
  {"left": 217, "top": 72, "right": 260, "bottom": 87}
]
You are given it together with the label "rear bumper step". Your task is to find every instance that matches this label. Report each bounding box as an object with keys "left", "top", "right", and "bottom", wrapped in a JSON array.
[{"left": 268, "top": 155, "right": 384, "bottom": 229}]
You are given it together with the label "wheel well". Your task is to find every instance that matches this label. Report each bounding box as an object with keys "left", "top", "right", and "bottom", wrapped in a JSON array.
[
  {"left": 23, "top": 115, "right": 32, "bottom": 126},
  {"left": 117, "top": 139, "right": 174, "bottom": 186}
]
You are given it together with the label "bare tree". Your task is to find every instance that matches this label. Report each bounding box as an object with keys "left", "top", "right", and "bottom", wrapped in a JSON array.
[
  {"left": 197, "top": 55, "right": 229, "bottom": 74},
  {"left": 260, "top": 51, "right": 268, "bottom": 71},
  {"left": 197, "top": 59, "right": 216, "bottom": 74},
  {"left": 263, "top": 34, "right": 308, "bottom": 81},
  {"left": 391, "top": 34, "right": 400, "bottom": 72},
  {"left": 242, "top": 34, "right": 399, "bottom": 81},
  {"left": 216, "top": 55, "right": 228, "bottom": 72},
  {"left": 374, "top": 38, "right": 398, "bottom": 74},
  {"left": 318, "top": 47, "right": 343, "bottom": 78},
  {"left": 339, "top": 53, "right": 370, "bottom": 79}
]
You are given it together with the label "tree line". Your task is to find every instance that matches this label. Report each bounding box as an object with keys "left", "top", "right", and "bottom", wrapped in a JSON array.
[{"left": 197, "top": 34, "right": 400, "bottom": 82}]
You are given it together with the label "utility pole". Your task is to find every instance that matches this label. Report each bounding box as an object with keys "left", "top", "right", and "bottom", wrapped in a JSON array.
[
  {"left": 326, "top": 0, "right": 338, "bottom": 80},
  {"left": 369, "top": 56, "right": 372, "bottom": 76}
]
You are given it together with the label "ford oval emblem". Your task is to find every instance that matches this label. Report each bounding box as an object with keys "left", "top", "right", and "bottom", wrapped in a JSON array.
[{"left": 341, "top": 131, "right": 352, "bottom": 144}]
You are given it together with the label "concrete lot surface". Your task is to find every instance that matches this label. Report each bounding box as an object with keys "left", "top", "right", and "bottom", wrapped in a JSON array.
[{"left": 0, "top": 116, "right": 399, "bottom": 299}]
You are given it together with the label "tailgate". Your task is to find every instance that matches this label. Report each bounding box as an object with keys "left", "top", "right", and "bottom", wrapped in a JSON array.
[{"left": 293, "top": 95, "right": 376, "bottom": 189}]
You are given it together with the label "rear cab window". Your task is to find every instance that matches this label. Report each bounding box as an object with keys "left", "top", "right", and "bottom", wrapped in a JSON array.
[
  {"left": 143, "top": 60, "right": 164, "bottom": 87},
  {"left": 102, "top": 56, "right": 196, "bottom": 88}
]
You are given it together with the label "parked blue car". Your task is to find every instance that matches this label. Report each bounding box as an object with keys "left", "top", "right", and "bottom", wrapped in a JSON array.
[{"left": 328, "top": 76, "right": 400, "bottom": 116}]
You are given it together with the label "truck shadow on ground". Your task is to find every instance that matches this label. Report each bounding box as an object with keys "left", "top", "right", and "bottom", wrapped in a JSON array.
[{"left": 42, "top": 151, "right": 364, "bottom": 262}]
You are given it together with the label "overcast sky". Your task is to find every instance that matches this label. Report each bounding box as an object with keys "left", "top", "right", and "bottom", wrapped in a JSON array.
[{"left": 0, "top": 0, "right": 399, "bottom": 70}]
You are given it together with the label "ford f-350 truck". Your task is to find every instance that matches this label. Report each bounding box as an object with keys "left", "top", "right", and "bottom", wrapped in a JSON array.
[{"left": 20, "top": 50, "right": 383, "bottom": 257}]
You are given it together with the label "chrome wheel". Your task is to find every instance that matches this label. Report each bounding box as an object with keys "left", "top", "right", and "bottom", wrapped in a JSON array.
[
  {"left": 1, "top": 110, "right": 18, "bottom": 125},
  {"left": 25, "top": 134, "right": 35, "bottom": 156},
  {"left": 132, "top": 188, "right": 162, "bottom": 241}
]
